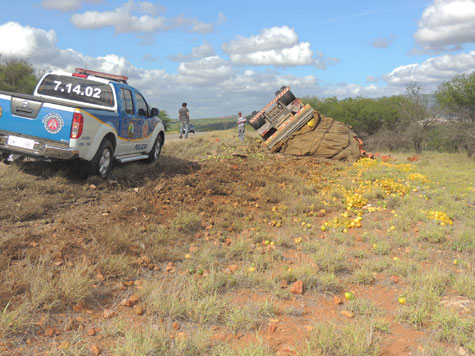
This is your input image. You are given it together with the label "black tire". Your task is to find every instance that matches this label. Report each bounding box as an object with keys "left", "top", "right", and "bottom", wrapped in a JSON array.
[
  {"left": 249, "top": 113, "right": 266, "bottom": 130},
  {"left": 147, "top": 134, "right": 163, "bottom": 163},
  {"left": 275, "top": 85, "right": 287, "bottom": 96},
  {"left": 89, "top": 138, "right": 114, "bottom": 179},
  {"left": 279, "top": 90, "right": 296, "bottom": 106}
]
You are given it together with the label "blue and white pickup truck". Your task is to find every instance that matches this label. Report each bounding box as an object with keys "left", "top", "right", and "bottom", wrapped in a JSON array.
[{"left": 0, "top": 68, "right": 165, "bottom": 178}]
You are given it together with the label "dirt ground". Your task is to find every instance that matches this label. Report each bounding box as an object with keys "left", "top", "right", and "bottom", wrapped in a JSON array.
[{"left": 0, "top": 136, "right": 473, "bottom": 356}]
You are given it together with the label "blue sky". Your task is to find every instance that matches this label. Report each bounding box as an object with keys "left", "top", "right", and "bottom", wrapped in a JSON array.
[{"left": 1, "top": 0, "right": 474, "bottom": 118}]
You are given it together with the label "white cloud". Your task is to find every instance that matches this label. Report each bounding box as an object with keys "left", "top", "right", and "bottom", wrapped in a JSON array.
[
  {"left": 322, "top": 83, "right": 386, "bottom": 98},
  {"left": 371, "top": 34, "right": 396, "bottom": 49},
  {"left": 41, "top": 0, "right": 103, "bottom": 12},
  {"left": 314, "top": 51, "right": 340, "bottom": 70},
  {"left": 191, "top": 42, "right": 216, "bottom": 58},
  {"left": 366, "top": 75, "right": 378, "bottom": 83},
  {"left": 222, "top": 26, "right": 338, "bottom": 68},
  {"left": 217, "top": 12, "right": 226, "bottom": 25},
  {"left": 71, "top": 0, "right": 213, "bottom": 34},
  {"left": 222, "top": 26, "right": 299, "bottom": 54},
  {"left": 414, "top": 0, "right": 475, "bottom": 51},
  {"left": 384, "top": 50, "right": 475, "bottom": 90},
  {"left": 229, "top": 43, "right": 314, "bottom": 66},
  {"left": 169, "top": 42, "right": 216, "bottom": 62},
  {"left": 71, "top": 1, "right": 168, "bottom": 33}
]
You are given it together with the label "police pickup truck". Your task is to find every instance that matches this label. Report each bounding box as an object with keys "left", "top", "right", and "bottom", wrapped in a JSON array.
[{"left": 0, "top": 68, "right": 165, "bottom": 178}]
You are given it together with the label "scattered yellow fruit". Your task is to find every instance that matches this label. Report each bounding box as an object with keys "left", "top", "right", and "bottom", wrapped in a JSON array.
[
  {"left": 398, "top": 297, "right": 406, "bottom": 305},
  {"left": 248, "top": 266, "right": 255, "bottom": 272},
  {"left": 344, "top": 291, "right": 354, "bottom": 300},
  {"left": 184, "top": 254, "right": 191, "bottom": 259},
  {"left": 321, "top": 225, "right": 327, "bottom": 232}
]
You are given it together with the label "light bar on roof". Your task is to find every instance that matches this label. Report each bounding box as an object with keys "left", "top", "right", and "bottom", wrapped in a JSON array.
[{"left": 74, "top": 68, "right": 128, "bottom": 83}]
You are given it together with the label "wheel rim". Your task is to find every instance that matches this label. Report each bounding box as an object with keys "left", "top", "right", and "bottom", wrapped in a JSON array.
[
  {"left": 153, "top": 139, "right": 161, "bottom": 160},
  {"left": 98, "top": 148, "right": 111, "bottom": 176}
]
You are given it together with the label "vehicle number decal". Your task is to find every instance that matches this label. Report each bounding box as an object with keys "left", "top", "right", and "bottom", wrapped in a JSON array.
[
  {"left": 42, "top": 113, "right": 64, "bottom": 134},
  {"left": 54, "top": 80, "right": 102, "bottom": 98}
]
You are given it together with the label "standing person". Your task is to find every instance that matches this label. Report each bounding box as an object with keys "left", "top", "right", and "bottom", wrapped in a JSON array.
[
  {"left": 178, "top": 102, "right": 190, "bottom": 139},
  {"left": 237, "top": 111, "right": 246, "bottom": 142}
]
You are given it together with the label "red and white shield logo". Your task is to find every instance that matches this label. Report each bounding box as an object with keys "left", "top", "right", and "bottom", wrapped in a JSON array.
[{"left": 42, "top": 113, "right": 64, "bottom": 134}]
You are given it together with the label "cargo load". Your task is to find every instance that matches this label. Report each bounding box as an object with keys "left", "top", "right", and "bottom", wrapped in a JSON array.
[{"left": 248, "top": 87, "right": 364, "bottom": 162}]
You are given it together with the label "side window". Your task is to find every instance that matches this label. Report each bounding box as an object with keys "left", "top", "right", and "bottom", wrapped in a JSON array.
[
  {"left": 135, "top": 92, "right": 149, "bottom": 117},
  {"left": 120, "top": 88, "right": 134, "bottom": 115}
]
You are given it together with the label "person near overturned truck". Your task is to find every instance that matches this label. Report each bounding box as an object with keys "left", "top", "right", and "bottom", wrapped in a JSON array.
[
  {"left": 237, "top": 111, "right": 246, "bottom": 142},
  {"left": 178, "top": 102, "right": 190, "bottom": 139}
]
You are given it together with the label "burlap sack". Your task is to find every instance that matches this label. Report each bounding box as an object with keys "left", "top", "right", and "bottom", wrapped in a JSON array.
[{"left": 278, "top": 113, "right": 361, "bottom": 162}]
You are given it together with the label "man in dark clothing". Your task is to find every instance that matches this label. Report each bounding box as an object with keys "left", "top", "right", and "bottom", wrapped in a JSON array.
[{"left": 178, "top": 102, "right": 190, "bottom": 139}]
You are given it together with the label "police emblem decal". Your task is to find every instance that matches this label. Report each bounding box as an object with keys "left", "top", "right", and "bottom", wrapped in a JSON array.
[{"left": 42, "top": 113, "right": 64, "bottom": 134}]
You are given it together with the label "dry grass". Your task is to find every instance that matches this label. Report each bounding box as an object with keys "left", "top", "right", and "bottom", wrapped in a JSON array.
[{"left": 0, "top": 133, "right": 473, "bottom": 355}]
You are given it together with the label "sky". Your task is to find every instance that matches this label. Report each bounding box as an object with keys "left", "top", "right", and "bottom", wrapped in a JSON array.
[{"left": 0, "top": 0, "right": 474, "bottom": 118}]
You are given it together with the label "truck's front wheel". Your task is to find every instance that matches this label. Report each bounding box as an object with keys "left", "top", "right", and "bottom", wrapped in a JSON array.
[{"left": 89, "top": 138, "right": 114, "bottom": 178}]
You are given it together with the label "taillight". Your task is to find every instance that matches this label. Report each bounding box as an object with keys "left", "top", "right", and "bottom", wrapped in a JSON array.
[
  {"left": 72, "top": 73, "right": 87, "bottom": 78},
  {"left": 71, "top": 112, "right": 84, "bottom": 139}
]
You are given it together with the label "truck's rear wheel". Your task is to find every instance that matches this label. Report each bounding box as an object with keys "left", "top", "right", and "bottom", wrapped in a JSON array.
[
  {"left": 89, "top": 138, "right": 114, "bottom": 179},
  {"left": 147, "top": 134, "right": 163, "bottom": 163}
]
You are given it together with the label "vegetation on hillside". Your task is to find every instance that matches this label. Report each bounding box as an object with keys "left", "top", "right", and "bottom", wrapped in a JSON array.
[
  {"left": 0, "top": 57, "right": 38, "bottom": 94},
  {"left": 303, "top": 73, "right": 475, "bottom": 156}
]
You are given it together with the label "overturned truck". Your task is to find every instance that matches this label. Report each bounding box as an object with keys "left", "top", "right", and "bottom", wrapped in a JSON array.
[{"left": 248, "top": 87, "right": 364, "bottom": 162}]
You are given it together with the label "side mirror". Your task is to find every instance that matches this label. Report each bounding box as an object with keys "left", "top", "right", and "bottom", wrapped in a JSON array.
[{"left": 150, "top": 107, "right": 159, "bottom": 117}]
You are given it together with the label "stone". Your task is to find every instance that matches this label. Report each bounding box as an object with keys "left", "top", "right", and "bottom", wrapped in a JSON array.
[
  {"left": 89, "top": 344, "right": 100, "bottom": 356},
  {"left": 290, "top": 280, "right": 304, "bottom": 295},
  {"left": 103, "top": 309, "right": 117, "bottom": 319},
  {"left": 340, "top": 310, "right": 355, "bottom": 318},
  {"left": 333, "top": 296, "right": 344, "bottom": 305},
  {"left": 228, "top": 264, "right": 239, "bottom": 273},
  {"left": 134, "top": 304, "right": 145, "bottom": 316}
]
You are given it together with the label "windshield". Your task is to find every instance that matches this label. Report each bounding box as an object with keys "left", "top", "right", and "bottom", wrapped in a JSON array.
[{"left": 36, "top": 74, "right": 115, "bottom": 108}]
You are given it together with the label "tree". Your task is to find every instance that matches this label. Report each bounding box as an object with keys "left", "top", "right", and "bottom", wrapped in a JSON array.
[
  {"left": 397, "top": 83, "right": 432, "bottom": 153},
  {"left": 435, "top": 72, "right": 475, "bottom": 156},
  {"left": 158, "top": 109, "right": 171, "bottom": 131},
  {"left": 0, "top": 57, "right": 38, "bottom": 94}
]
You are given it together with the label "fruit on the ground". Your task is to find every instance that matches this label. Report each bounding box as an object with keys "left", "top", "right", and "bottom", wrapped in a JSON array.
[
  {"left": 344, "top": 291, "right": 354, "bottom": 300},
  {"left": 398, "top": 297, "right": 406, "bottom": 305}
]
